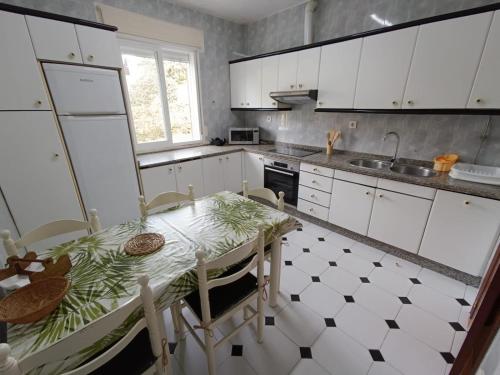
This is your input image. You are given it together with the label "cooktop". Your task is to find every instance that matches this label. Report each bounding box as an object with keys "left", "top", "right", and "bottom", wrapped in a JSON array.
[{"left": 269, "top": 147, "right": 320, "bottom": 158}]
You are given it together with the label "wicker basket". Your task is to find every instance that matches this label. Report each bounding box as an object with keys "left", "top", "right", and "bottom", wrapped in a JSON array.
[
  {"left": 0, "top": 277, "right": 70, "bottom": 324},
  {"left": 433, "top": 154, "right": 459, "bottom": 172},
  {"left": 124, "top": 233, "right": 165, "bottom": 256}
]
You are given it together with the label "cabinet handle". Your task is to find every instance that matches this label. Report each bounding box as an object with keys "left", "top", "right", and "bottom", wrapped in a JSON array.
[
  {"left": 219, "top": 157, "right": 223, "bottom": 161},
  {"left": 240, "top": 102, "right": 244, "bottom": 106},
  {"left": 378, "top": 194, "right": 383, "bottom": 198},
  {"left": 178, "top": 166, "right": 182, "bottom": 170},
  {"left": 258, "top": 157, "right": 263, "bottom": 160},
  {"left": 476, "top": 98, "right": 482, "bottom": 104},
  {"left": 53, "top": 153, "right": 60, "bottom": 159},
  {"left": 312, "top": 180, "right": 317, "bottom": 184},
  {"left": 365, "top": 191, "right": 370, "bottom": 195},
  {"left": 464, "top": 200, "right": 470, "bottom": 206},
  {"left": 407, "top": 100, "right": 414, "bottom": 105},
  {"left": 290, "top": 85, "right": 294, "bottom": 89},
  {"left": 317, "top": 102, "right": 323, "bottom": 106},
  {"left": 298, "top": 84, "right": 303, "bottom": 88},
  {"left": 68, "top": 52, "right": 76, "bottom": 59},
  {"left": 313, "top": 168, "right": 319, "bottom": 172},
  {"left": 226, "top": 156, "right": 229, "bottom": 160},
  {"left": 169, "top": 168, "right": 173, "bottom": 172},
  {"left": 309, "top": 208, "right": 314, "bottom": 212},
  {"left": 34, "top": 100, "right": 42, "bottom": 107},
  {"left": 246, "top": 102, "right": 250, "bottom": 106},
  {"left": 310, "top": 194, "right": 316, "bottom": 198},
  {"left": 272, "top": 102, "right": 276, "bottom": 106},
  {"left": 392, "top": 100, "right": 398, "bottom": 106},
  {"left": 88, "top": 54, "right": 95, "bottom": 61}
]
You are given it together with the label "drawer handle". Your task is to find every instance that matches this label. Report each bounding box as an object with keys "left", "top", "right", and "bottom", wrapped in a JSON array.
[
  {"left": 309, "top": 208, "right": 314, "bottom": 212},
  {"left": 312, "top": 180, "right": 317, "bottom": 184},
  {"left": 464, "top": 200, "right": 470, "bottom": 206},
  {"left": 68, "top": 52, "right": 76, "bottom": 59},
  {"left": 365, "top": 191, "right": 370, "bottom": 195},
  {"left": 226, "top": 156, "right": 229, "bottom": 160},
  {"left": 34, "top": 100, "right": 42, "bottom": 107},
  {"left": 378, "top": 194, "right": 383, "bottom": 198},
  {"left": 313, "top": 168, "right": 319, "bottom": 172},
  {"left": 310, "top": 194, "right": 316, "bottom": 198},
  {"left": 88, "top": 54, "right": 95, "bottom": 61},
  {"left": 219, "top": 157, "right": 223, "bottom": 161}
]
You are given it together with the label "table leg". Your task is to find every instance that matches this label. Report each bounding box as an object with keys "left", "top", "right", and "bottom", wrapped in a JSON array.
[{"left": 269, "top": 237, "right": 282, "bottom": 307}]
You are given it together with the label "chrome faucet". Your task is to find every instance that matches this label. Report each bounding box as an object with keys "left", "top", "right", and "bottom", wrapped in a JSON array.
[{"left": 384, "top": 131, "right": 400, "bottom": 164}]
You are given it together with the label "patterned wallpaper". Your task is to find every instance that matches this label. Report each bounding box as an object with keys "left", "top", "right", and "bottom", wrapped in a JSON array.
[
  {"left": 243, "top": 0, "right": 500, "bottom": 166},
  {"left": 2, "top": 0, "right": 246, "bottom": 140}
]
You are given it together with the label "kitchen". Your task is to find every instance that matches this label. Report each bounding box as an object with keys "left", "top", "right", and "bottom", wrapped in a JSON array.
[{"left": 0, "top": 0, "right": 499, "bottom": 374}]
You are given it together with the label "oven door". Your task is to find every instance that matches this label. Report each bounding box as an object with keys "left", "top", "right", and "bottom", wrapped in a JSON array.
[{"left": 264, "top": 165, "right": 299, "bottom": 206}]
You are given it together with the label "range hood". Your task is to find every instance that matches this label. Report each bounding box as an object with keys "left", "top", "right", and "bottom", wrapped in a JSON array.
[{"left": 270, "top": 89, "right": 318, "bottom": 105}]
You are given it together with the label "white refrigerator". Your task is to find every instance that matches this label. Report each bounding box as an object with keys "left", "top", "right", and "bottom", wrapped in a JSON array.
[{"left": 44, "top": 63, "right": 140, "bottom": 227}]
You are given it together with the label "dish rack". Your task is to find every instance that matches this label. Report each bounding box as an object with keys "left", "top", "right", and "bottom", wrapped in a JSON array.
[{"left": 449, "top": 163, "right": 500, "bottom": 185}]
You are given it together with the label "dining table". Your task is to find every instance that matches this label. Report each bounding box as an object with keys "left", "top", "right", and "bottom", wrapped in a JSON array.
[{"left": 5, "top": 191, "right": 300, "bottom": 375}]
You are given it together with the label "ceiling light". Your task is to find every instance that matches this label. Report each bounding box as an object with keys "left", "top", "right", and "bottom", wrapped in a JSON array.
[{"left": 371, "top": 14, "right": 393, "bottom": 26}]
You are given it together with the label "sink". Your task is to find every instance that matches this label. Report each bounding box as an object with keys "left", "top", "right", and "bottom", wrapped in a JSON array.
[
  {"left": 349, "top": 159, "right": 391, "bottom": 170},
  {"left": 390, "top": 164, "right": 437, "bottom": 177}
]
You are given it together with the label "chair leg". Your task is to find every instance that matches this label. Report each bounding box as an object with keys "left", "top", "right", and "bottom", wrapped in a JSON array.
[
  {"left": 269, "top": 238, "right": 282, "bottom": 307},
  {"left": 171, "top": 302, "right": 185, "bottom": 341},
  {"left": 257, "top": 297, "right": 264, "bottom": 344},
  {"left": 243, "top": 306, "right": 250, "bottom": 320},
  {"left": 204, "top": 331, "right": 216, "bottom": 375}
]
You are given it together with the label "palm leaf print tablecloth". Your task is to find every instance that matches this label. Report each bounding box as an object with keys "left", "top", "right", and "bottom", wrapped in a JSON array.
[{"left": 7, "top": 191, "right": 300, "bottom": 374}]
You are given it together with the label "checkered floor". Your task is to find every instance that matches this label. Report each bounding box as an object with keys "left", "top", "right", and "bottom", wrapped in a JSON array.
[{"left": 162, "top": 219, "right": 477, "bottom": 375}]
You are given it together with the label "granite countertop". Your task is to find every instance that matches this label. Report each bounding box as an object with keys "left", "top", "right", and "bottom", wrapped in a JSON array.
[{"left": 137, "top": 144, "right": 500, "bottom": 200}]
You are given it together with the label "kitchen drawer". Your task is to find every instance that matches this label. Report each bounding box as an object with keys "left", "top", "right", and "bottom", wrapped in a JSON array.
[
  {"left": 298, "top": 199, "right": 329, "bottom": 221},
  {"left": 335, "top": 170, "right": 378, "bottom": 187},
  {"left": 300, "top": 163, "right": 335, "bottom": 178},
  {"left": 298, "top": 185, "right": 331, "bottom": 207},
  {"left": 377, "top": 178, "right": 436, "bottom": 200},
  {"left": 299, "top": 171, "right": 333, "bottom": 193}
]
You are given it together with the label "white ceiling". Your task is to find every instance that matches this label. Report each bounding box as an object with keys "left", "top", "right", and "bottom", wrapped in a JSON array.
[{"left": 171, "top": 0, "right": 308, "bottom": 23}]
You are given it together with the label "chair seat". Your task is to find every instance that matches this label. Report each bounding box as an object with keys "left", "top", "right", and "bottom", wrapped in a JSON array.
[
  {"left": 184, "top": 269, "right": 258, "bottom": 321},
  {"left": 88, "top": 328, "right": 156, "bottom": 375}
]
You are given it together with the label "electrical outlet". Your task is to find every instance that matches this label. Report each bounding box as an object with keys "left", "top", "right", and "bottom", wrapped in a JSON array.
[
  {"left": 348, "top": 120, "right": 357, "bottom": 129},
  {"left": 266, "top": 115, "right": 272, "bottom": 123}
]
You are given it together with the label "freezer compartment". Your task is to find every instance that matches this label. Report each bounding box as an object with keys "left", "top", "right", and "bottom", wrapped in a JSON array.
[
  {"left": 59, "top": 115, "right": 140, "bottom": 227},
  {"left": 44, "top": 63, "right": 125, "bottom": 115}
]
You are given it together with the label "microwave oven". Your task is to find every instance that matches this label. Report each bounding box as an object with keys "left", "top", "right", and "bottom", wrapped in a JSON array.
[{"left": 228, "top": 128, "right": 259, "bottom": 144}]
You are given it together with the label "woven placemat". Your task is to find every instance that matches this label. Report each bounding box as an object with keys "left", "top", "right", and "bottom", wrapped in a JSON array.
[{"left": 124, "top": 233, "right": 165, "bottom": 256}]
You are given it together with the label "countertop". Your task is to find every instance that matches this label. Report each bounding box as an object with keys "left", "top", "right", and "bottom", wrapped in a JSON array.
[{"left": 137, "top": 144, "right": 500, "bottom": 200}]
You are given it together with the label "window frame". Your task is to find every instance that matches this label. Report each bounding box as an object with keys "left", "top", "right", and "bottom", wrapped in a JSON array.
[{"left": 119, "top": 35, "right": 204, "bottom": 154}]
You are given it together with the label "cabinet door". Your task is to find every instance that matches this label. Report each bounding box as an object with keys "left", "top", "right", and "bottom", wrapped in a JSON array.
[
  {"left": 26, "top": 16, "right": 83, "bottom": 63},
  {"left": 0, "top": 11, "right": 49, "bottom": 110},
  {"left": 317, "top": 39, "right": 362, "bottom": 109},
  {"left": 468, "top": 11, "right": 500, "bottom": 109},
  {"left": 244, "top": 152, "right": 264, "bottom": 190},
  {"left": 230, "top": 62, "right": 246, "bottom": 108},
  {"left": 0, "top": 112, "right": 83, "bottom": 234},
  {"left": 175, "top": 159, "right": 204, "bottom": 198},
  {"left": 278, "top": 52, "right": 298, "bottom": 91},
  {"left": 296, "top": 47, "right": 321, "bottom": 90},
  {"left": 329, "top": 180, "right": 375, "bottom": 235},
  {"left": 223, "top": 152, "right": 243, "bottom": 193},
  {"left": 202, "top": 156, "right": 225, "bottom": 195},
  {"left": 75, "top": 25, "right": 122, "bottom": 67},
  {"left": 403, "top": 12, "right": 492, "bottom": 108},
  {"left": 354, "top": 28, "right": 418, "bottom": 109},
  {"left": 245, "top": 59, "right": 262, "bottom": 108},
  {"left": 419, "top": 191, "right": 500, "bottom": 276},
  {"left": 368, "top": 189, "right": 432, "bottom": 253},
  {"left": 261, "top": 56, "right": 280, "bottom": 108},
  {"left": 140, "top": 165, "right": 177, "bottom": 201}
]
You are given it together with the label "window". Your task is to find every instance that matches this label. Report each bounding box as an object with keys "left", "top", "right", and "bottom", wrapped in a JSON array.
[{"left": 120, "top": 38, "right": 202, "bottom": 152}]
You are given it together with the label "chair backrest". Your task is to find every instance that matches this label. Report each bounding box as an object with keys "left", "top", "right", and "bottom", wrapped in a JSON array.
[
  {"left": 139, "top": 185, "right": 194, "bottom": 216},
  {"left": 195, "top": 226, "right": 265, "bottom": 324},
  {"left": 242, "top": 181, "right": 285, "bottom": 211},
  {"left": 0, "top": 210, "right": 101, "bottom": 258},
  {"left": 6, "top": 275, "right": 165, "bottom": 375}
]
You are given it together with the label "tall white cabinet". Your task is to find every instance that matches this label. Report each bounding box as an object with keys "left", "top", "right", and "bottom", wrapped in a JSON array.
[
  {"left": 0, "top": 112, "right": 84, "bottom": 234},
  {"left": 0, "top": 11, "right": 49, "bottom": 110},
  {"left": 402, "top": 12, "right": 493, "bottom": 109},
  {"left": 354, "top": 27, "right": 418, "bottom": 109}
]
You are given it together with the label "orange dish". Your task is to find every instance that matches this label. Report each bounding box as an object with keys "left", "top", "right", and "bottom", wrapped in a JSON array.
[{"left": 433, "top": 154, "right": 459, "bottom": 172}]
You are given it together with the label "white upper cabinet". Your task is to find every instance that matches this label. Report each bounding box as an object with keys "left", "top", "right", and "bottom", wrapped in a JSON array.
[
  {"left": 296, "top": 47, "right": 321, "bottom": 90},
  {"left": 468, "top": 11, "right": 500, "bottom": 108},
  {"left": 403, "top": 12, "right": 492, "bottom": 109},
  {"left": 261, "top": 56, "right": 280, "bottom": 108},
  {"left": 230, "top": 62, "right": 246, "bottom": 108},
  {"left": 277, "top": 52, "right": 299, "bottom": 91},
  {"left": 245, "top": 59, "right": 262, "bottom": 108},
  {"left": 419, "top": 191, "right": 500, "bottom": 276},
  {"left": 26, "top": 16, "right": 83, "bottom": 63},
  {"left": 278, "top": 48, "right": 320, "bottom": 91},
  {"left": 75, "top": 25, "right": 122, "bottom": 67},
  {"left": 317, "top": 39, "right": 362, "bottom": 109},
  {"left": 354, "top": 27, "right": 418, "bottom": 109},
  {"left": 0, "top": 11, "right": 49, "bottom": 110}
]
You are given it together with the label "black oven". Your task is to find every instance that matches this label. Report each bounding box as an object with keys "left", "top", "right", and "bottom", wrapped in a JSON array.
[{"left": 264, "top": 158, "right": 300, "bottom": 206}]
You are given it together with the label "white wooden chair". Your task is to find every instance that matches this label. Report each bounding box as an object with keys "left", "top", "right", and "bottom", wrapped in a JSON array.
[
  {"left": 242, "top": 180, "right": 285, "bottom": 211},
  {"left": 0, "top": 274, "right": 171, "bottom": 375},
  {"left": 1, "top": 209, "right": 101, "bottom": 258},
  {"left": 174, "top": 227, "right": 265, "bottom": 375},
  {"left": 139, "top": 185, "right": 194, "bottom": 216}
]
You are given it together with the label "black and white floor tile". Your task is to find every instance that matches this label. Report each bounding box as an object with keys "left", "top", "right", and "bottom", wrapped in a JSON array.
[{"left": 163, "top": 219, "right": 478, "bottom": 375}]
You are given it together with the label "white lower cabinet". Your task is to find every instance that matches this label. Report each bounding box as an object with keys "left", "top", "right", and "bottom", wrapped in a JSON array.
[
  {"left": 202, "top": 156, "right": 225, "bottom": 195},
  {"left": 140, "top": 165, "right": 177, "bottom": 201},
  {"left": 419, "top": 191, "right": 500, "bottom": 276},
  {"left": 368, "top": 189, "right": 432, "bottom": 253},
  {"left": 244, "top": 152, "right": 264, "bottom": 190},
  {"left": 298, "top": 199, "right": 329, "bottom": 221},
  {"left": 0, "top": 112, "right": 83, "bottom": 234},
  {"left": 175, "top": 159, "right": 204, "bottom": 198},
  {"left": 329, "top": 180, "right": 375, "bottom": 235},
  {"left": 299, "top": 185, "right": 331, "bottom": 208},
  {"left": 222, "top": 152, "right": 243, "bottom": 192}
]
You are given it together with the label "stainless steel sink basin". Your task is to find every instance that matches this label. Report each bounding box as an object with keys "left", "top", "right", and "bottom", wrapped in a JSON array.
[
  {"left": 390, "top": 164, "right": 437, "bottom": 177},
  {"left": 349, "top": 159, "right": 391, "bottom": 170}
]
